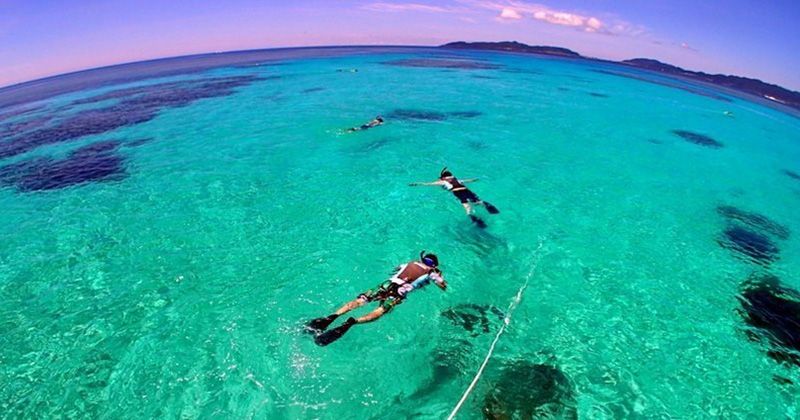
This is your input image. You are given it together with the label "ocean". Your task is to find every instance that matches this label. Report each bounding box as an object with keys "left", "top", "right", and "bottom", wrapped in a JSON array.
[{"left": 1, "top": 47, "right": 799, "bottom": 418}]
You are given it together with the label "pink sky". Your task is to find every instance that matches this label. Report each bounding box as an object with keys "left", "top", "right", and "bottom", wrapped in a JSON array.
[{"left": 1, "top": 1, "right": 797, "bottom": 90}]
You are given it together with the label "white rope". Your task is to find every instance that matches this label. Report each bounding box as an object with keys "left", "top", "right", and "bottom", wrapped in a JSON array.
[{"left": 446, "top": 240, "right": 544, "bottom": 420}]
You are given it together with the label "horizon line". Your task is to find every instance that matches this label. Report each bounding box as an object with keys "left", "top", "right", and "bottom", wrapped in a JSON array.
[{"left": 1, "top": 42, "right": 797, "bottom": 96}]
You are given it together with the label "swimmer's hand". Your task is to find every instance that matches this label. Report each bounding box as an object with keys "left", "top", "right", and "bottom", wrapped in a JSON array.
[{"left": 408, "top": 182, "right": 419, "bottom": 186}]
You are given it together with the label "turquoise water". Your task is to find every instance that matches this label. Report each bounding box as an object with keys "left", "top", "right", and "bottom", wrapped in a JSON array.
[{"left": 1, "top": 48, "right": 799, "bottom": 418}]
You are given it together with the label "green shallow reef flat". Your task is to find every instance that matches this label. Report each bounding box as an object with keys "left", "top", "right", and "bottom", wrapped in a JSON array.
[{"left": 1, "top": 47, "right": 799, "bottom": 418}]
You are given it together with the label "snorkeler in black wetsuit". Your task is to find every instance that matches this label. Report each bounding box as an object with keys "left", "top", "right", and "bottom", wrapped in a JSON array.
[
  {"left": 347, "top": 116, "right": 384, "bottom": 132},
  {"left": 409, "top": 168, "right": 500, "bottom": 227}
]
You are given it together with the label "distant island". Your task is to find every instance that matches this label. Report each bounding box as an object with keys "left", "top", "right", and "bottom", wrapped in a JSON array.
[
  {"left": 440, "top": 41, "right": 800, "bottom": 111},
  {"left": 441, "top": 41, "right": 581, "bottom": 58}
]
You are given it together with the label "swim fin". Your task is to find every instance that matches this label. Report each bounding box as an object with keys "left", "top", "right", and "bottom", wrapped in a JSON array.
[
  {"left": 315, "top": 317, "right": 357, "bottom": 346},
  {"left": 470, "top": 215, "right": 488, "bottom": 229},
  {"left": 306, "top": 314, "right": 339, "bottom": 333},
  {"left": 484, "top": 202, "right": 500, "bottom": 214}
]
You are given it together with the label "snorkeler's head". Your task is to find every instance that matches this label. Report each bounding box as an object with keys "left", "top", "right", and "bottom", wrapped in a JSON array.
[
  {"left": 420, "top": 251, "right": 439, "bottom": 268},
  {"left": 376, "top": 116, "right": 384, "bottom": 122},
  {"left": 440, "top": 167, "right": 453, "bottom": 178}
]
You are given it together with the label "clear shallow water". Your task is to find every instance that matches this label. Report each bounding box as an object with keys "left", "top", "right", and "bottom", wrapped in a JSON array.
[{"left": 1, "top": 47, "right": 799, "bottom": 418}]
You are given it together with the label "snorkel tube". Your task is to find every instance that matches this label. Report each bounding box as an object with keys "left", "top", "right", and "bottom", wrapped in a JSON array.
[
  {"left": 440, "top": 167, "right": 452, "bottom": 179},
  {"left": 420, "top": 250, "right": 439, "bottom": 269}
]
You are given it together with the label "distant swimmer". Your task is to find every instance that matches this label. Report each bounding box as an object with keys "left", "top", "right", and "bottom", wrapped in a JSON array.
[
  {"left": 337, "top": 68, "right": 358, "bottom": 73},
  {"left": 346, "top": 115, "right": 384, "bottom": 132},
  {"left": 307, "top": 251, "right": 447, "bottom": 346},
  {"left": 409, "top": 167, "right": 500, "bottom": 228},
  {"left": 724, "top": 111, "right": 734, "bottom": 117}
]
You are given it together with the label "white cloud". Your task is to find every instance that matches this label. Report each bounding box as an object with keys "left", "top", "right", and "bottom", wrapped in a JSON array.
[
  {"left": 461, "top": 0, "right": 645, "bottom": 36},
  {"left": 499, "top": 7, "right": 522, "bottom": 20}
]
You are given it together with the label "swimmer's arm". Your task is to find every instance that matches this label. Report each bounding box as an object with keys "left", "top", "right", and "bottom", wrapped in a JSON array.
[
  {"left": 460, "top": 178, "right": 479, "bottom": 183},
  {"left": 409, "top": 180, "right": 445, "bottom": 187},
  {"left": 434, "top": 272, "right": 447, "bottom": 291}
]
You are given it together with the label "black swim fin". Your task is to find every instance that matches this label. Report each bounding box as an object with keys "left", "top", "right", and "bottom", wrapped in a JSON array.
[
  {"left": 315, "top": 317, "right": 357, "bottom": 346},
  {"left": 306, "top": 314, "right": 339, "bottom": 333},
  {"left": 484, "top": 202, "right": 500, "bottom": 214},
  {"left": 470, "top": 215, "right": 488, "bottom": 229}
]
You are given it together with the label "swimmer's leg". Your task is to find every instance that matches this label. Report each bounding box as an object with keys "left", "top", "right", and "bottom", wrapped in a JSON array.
[
  {"left": 462, "top": 202, "right": 473, "bottom": 215},
  {"left": 335, "top": 297, "right": 366, "bottom": 315},
  {"left": 307, "top": 297, "right": 366, "bottom": 332},
  {"left": 356, "top": 306, "right": 387, "bottom": 324}
]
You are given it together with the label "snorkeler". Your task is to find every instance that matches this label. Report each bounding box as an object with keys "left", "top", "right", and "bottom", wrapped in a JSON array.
[
  {"left": 409, "top": 167, "right": 500, "bottom": 227},
  {"left": 346, "top": 115, "right": 384, "bottom": 132},
  {"left": 307, "top": 251, "right": 447, "bottom": 346}
]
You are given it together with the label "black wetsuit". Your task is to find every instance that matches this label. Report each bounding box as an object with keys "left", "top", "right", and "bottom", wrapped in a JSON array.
[{"left": 442, "top": 177, "right": 480, "bottom": 203}]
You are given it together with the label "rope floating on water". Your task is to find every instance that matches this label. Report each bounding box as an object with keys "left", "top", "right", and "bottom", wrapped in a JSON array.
[{"left": 446, "top": 240, "right": 544, "bottom": 420}]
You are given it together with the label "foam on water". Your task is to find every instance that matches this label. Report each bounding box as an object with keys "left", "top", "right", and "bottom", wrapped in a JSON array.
[{"left": 1, "top": 48, "right": 799, "bottom": 418}]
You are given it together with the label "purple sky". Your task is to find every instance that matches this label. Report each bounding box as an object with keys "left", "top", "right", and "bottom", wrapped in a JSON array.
[{"left": 1, "top": 0, "right": 798, "bottom": 90}]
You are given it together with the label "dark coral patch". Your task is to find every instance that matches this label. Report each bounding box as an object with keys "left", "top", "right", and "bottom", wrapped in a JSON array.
[
  {"left": 448, "top": 111, "right": 483, "bottom": 118},
  {"left": 71, "top": 75, "right": 261, "bottom": 106},
  {"left": 1, "top": 75, "right": 260, "bottom": 159},
  {"left": 783, "top": 170, "right": 800, "bottom": 181},
  {"left": 386, "top": 109, "right": 483, "bottom": 122},
  {"left": 382, "top": 58, "right": 501, "bottom": 70},
  {"left": 718, "top": 226, "right": 779, "bottom": 265},
  {"left": 738, "top": 276, "right": 800, "bottom": 366},
  {"left": 671, "top": 129, "right": 724, "bottom": 148},
  {"left": 589, "top": 92, "right": 609, "bottom": 98},
  {"left": 0, "top": 140, "right": 126, "bottom": 191},
  {"left": 124, "top": 138, "right": 153, "bottom": 148},
  {"left": 483, "top": 361, "right": 577, "bottom": 419},
  {"left": 0, "top": 105, "right": 46, "bottom": 124},
  {"left": 71, "top": 80, "right": 193, "bottom": 106},
  {"left": 0, "top": 114, "right": 54, "bottom": 140},
  {"left": 441, "top": 303, "right": 504, "bottom": 336},
  {"left": 717, "top": 205, "right": 790, "bottom": 240},
  {"left": 387, "top": 109, "right": 448, "bottom": 121}
]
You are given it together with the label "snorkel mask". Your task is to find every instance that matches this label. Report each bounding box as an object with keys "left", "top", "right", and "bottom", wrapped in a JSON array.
[
  {"left": 440, "top": 167, "right": 453, "bottom": 179},
  {"left": 420, "top": 250, "right": 439, "bottom": 268}
]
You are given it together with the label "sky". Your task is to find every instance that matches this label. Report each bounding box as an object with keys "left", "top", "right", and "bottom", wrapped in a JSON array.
[{"left": 1, "top": 0, "right": 798, "bottom": 90}]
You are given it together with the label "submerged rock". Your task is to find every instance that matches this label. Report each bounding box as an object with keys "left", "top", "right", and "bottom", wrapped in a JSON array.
[
  {"left": 738, "top": 275, "right": 800, "bottom": 366},
  {"left": 482, "top": 360, "right": 577, "bottom": 419},
  {"left": 387, "top": 109, "right": 447, "bottom": 121},
  {"left": 783, "top": 169, "right": 800, "bottom": 181},
  {"left": 717, "top": 205, "right": 790, "bottom": 240},
  {"left": 671, "top": 130, "right": 724, "bottom": 148},
  {"left": 441, "top": 303, "right": 505, "bottom": 336},
  {"left": 718, "top": 225, "right": 779, "bottom": 265},
  {"left": 448, "top": 111, "right": 483, "bottom": 118},
  {"left": 386, "top": 109, "right": 483, "bottom": 122}
]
